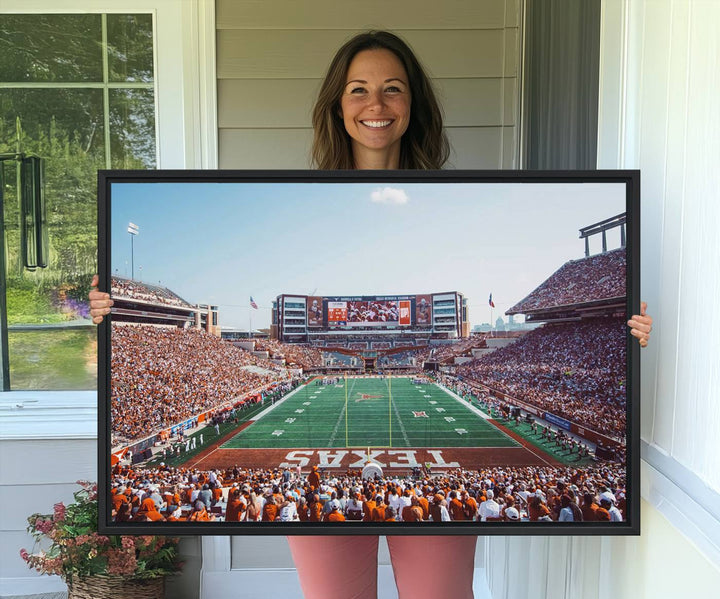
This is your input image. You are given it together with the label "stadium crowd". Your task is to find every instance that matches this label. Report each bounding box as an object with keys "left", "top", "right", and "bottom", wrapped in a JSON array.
[
  {"left": 111, "top": 276, "right": 193, "bottom": 308},
  {"left": 111, "top": 325, "right": 286, "bottom": 445},
  {"left": 416, "top": 337, "right": 489, "bottom": 364},
  {"left": 507, "top": 249, "right": 626, "bottom": 314},
  {"left": 457, "top": 318, "right": 626, "bottom": 439},
  {"left": 110, "top": 462, "right": 626, "bottom": 524},
  {"left": 253, "top": 339, "right": 323, "bottom": 369}
]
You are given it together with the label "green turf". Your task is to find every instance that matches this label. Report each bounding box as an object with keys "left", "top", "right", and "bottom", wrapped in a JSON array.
[{"left": 222, "top": 377, "right": 520, "bottom": 449}]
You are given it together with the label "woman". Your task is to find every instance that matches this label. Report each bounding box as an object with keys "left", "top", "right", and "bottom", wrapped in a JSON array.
[{"left": 89, "top": 29, "right": 653, "bottom": 598}]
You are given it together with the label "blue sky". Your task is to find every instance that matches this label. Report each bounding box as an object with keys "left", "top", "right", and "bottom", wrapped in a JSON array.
[{"left": 110, "top": 180, "right": 626, "bottom": 330}]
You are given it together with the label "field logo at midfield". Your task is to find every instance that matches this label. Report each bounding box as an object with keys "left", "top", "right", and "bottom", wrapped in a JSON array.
[
  {"left": 413, "top": 411, "right": 428, "bottom": 418},
  {"left": 355, "top": 393, "right": 383, "bottom": 402}
]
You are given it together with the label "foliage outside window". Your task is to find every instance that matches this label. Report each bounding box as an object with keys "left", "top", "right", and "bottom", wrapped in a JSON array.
[{"left": 0, "top": 13, "right": 156, "bottom": 390}]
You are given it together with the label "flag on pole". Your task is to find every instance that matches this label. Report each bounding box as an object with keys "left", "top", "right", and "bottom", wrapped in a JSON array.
[
  {"left": 489, "top": 293, "right": 495, "bottom": 308},
  {"left": 250, "top": 296, "right": 258, "bottom": 309}
]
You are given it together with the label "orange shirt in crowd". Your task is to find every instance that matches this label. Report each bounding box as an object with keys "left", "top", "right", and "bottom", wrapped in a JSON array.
[
  {"left": 262, "top": 502, "right": 278, "bottom": 522},
  {"left": 371, "top": 504, "right": 386, "bottom": 522},
  {"left": 449, "top": 497, "right": 465, "bottom": 521},
  {"left": 326, "top": 510, "right": 346, "bottom": 522},
  {"left": 463, "top": 496, "right": 478, "bottom": 520},
  {"left": 582, "top": 503, "right": 599, "bottom": 522},
  {"left": 309, "top": 502, "right": 323, "bottom": 522},
  {"left": 362, "top": 499, "right": 376, "bottom": 522},
  {"left": 417, "top": 496, "right": 430, "bottom": 520},
  {"left": 226, "top": 499, "right": 245, "bottom": 522},
  {"left": 528, "top": 502, "right": 551, "bottom": 522}
]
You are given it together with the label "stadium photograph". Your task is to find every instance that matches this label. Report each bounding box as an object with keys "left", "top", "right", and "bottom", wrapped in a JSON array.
[{"left": 99, "top": 172, "right": 636, "bottom": 532}]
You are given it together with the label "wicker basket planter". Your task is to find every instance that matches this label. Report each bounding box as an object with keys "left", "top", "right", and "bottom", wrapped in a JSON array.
[{"left": 67, "top": 575, "right": 165, "bottom": 599}]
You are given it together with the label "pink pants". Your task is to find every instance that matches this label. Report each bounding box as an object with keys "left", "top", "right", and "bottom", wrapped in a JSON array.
[{"left": 287, "top": 535, "right": 477, "bottom": 599}]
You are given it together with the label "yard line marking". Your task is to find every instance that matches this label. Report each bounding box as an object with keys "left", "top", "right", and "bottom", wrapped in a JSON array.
[
  {"left": 433, "top": 382, "right": 521, "bottom": 448},
  {"left": 327, "top": 400, "right": 347, "bottom": 447},
  {"left": 391, "top": 395, "right": 410, "bottom": 446}
]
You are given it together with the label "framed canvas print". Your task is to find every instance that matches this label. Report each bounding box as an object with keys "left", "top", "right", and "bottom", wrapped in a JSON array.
[{"left": 98, "top": 170, "right": 640, "bottom": 535}]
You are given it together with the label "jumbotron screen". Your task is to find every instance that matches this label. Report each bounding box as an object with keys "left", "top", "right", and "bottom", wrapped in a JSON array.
[{"left": 319, "top": 296, "right": 414, "bottom": 328}]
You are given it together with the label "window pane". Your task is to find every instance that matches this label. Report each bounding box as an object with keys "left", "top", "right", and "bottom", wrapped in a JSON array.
[
  {"left": 107, "top": 14, "right": 154, "bottom": 83},
  {"left": 0, "top": 14, "right": 102, "bottom": 82},
  {"left": 0, "top": 89, "right": 106, "bottom": 162},
  {"left": 110, "top": 89, "right": 156, "bottom": 169},
  {"left": 1, "top": 88, "right": 103, "bottom": 390},
  {"left": 8, "top": 329, "right": 97, "bottom": 390}
]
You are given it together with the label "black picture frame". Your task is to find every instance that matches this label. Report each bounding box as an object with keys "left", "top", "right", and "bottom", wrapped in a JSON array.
[{"left": 98, "top": 169, "right": 640, "bottom": 536}]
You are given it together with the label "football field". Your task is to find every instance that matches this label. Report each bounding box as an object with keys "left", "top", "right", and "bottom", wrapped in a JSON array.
[{"left": 221, "top": 377, "right": 519, "bottom": 450}]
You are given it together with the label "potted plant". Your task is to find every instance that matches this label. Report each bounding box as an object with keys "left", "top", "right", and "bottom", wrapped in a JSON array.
[{"left": 20, "top": 480, "right": 182, "bottom": 598}]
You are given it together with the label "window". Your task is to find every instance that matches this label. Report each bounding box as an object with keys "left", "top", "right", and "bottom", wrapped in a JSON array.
[{"left": 0, "top": 13, "right": 156, "bottom": 390}]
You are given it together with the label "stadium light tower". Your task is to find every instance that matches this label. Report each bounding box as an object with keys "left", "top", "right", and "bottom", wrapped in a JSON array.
[{"left": 128, "top": 222, "right": 139, "bottom": 279}]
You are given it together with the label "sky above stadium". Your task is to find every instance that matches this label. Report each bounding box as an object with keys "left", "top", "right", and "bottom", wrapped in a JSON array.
[{"left": 109, "top": 179, "right": 626, "bottom": 330}]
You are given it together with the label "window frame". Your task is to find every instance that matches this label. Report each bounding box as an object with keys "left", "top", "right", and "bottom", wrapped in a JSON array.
[
  {"left": 2, "top": 0, "right": 218, "bottom": 170},
  {"left": 0, "top": 2, "right": 217, "bottom": 407}
]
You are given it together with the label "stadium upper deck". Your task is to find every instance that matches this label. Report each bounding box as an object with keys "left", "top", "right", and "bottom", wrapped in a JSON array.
[
  {"left": 506, "top": 249, "right": 626, "bottom": 322},
  {"left": 110, "top": 276, "right": 219, "bottom": 334}
]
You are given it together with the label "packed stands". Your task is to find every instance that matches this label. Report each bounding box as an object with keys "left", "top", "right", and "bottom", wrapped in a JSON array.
[
  {"left": 111, "top": 276, "right": 193, "bottom": 308},
  {"left": 111, "top": 462, "right": 627, "bottom": 523},
  {"left": 417, "top": 337, "right": 490, "bottom": 364},
  {"left": 111, "top": 325, "right": 286, "bottom": 445},
  {"left": 507, "top": 249, "right": 625, "bottom": 314},
  {"left": 457, "top": 318, "right": 626, "bottom": 439},
  {"left": 253, "top": 339, "right": 323, "bottom": 369}
]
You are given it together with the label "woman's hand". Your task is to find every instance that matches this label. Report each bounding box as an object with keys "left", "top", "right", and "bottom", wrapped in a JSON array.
[
  {"left": 627, "top": 301, "right": 652, "bottom": 348},
  {"left": 89, "top": 274, "right": 113, "bottom": 324}
]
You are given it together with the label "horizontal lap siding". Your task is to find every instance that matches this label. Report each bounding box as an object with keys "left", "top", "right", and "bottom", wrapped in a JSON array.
[
  {"left": 216, "top": 0, "right": 517, "bottom": 30},
  {"left": 216, "top": 0, "right": 521, "bottom": 170},
  {"left": 218, "top": 30, "right": 511, "bottom": 79}
]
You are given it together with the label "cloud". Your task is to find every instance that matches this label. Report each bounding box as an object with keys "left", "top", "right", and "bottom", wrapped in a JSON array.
[{"left": 370, "top": 187, "right": 409, "bottom": 205}]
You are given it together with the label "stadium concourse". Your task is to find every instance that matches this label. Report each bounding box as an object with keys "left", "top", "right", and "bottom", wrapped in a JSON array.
[{"left": 108, "top": 244, "right": 628, "bottom": 523}]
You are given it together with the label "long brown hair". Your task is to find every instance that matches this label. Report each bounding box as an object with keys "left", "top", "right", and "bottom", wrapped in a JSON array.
[{"left": 311, "top": 31, "right": 449, "bottom": 170}]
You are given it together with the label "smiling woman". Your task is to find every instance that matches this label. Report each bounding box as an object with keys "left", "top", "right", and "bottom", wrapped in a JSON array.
[
  {"left": 311, "top": 31, "right": 448, "bottom": 170},
  {"left": 340, "top": 49, "right": 412, "bottom": 169}
]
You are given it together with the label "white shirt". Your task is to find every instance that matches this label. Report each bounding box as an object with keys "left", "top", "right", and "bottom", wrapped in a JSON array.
[
  {"left": 396, "top": 496, "right": 412, "bottom": 521},
  {"left": 278, "top": 501, "right": 298, "bottom": 521},
  {"left": 608, "top": 505, "right": 623, "bottom": 522},
  {"left": 388, "top": 493, "right": 403, "bottom": 514},
  {"left": 478, "top": 499, "right": 501, "bottom": 521},
  {"left": 559, "top": 506, "right": 574, "bottom": 522}
]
